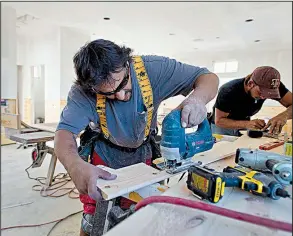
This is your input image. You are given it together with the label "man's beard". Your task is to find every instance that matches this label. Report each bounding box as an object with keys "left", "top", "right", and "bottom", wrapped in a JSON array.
[
  {"left": 120, "top": 90, "right": 132, "bottom": 102},
  {"left": 248, "top": 90, "right": 260, "bottom": 101}
]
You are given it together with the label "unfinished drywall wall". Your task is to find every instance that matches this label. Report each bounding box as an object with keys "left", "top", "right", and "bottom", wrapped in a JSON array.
[
  {"left": 17, "top": 26, "right": 90, "bottom": 123},
  {"left": 60, "top": 27, "right": 90, "bottom": 100},
  {"left": 1, "top": 6, "right": 17, "bottom": 99},
  {"left": 17, "top": 26, "right": 61, "bottom": 123}
]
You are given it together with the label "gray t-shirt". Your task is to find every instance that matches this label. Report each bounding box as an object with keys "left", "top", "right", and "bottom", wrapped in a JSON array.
[{"left": 57, "top": 55, "right": 211, "bottom": 169}]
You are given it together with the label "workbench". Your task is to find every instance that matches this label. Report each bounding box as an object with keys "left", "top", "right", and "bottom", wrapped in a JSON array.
[{"left": 103, "top": 135, "right": 292, "bottom": 236}]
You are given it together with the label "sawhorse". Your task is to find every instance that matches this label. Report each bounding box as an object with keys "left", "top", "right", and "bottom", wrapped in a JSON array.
[
  {"left": 9, "top": 131, "right": 57, "bottom": 186},
  {"left": 90, "top": 182, "right": 168, "bottom": 235}
]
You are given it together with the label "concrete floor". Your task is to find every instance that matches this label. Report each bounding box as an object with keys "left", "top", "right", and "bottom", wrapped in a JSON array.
[{"left": 1, "top": 144, "right": 82, "bottom": 236}]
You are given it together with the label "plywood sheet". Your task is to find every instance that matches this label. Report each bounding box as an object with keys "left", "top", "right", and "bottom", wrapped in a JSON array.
[{"left": 1, "top": 113, "right": 21, "bottom": 129}]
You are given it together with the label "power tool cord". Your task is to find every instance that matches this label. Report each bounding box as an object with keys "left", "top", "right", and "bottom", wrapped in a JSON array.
[
  {"left": 25, "top": 162, "right": 79, "bottom": 198},
  {"left": 135, "top": 196, "right": 292, "bottom": 233},
  {"left": 1, "top": 210, "right": 83, "bottom": 235},
  {"left": 1, "top": 164, "right": 81, "bottom": 233}
]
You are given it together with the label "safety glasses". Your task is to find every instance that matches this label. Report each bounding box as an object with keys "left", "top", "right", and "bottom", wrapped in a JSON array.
[{"left": 92, "top": 66, "right": 130, "bottom": 96}]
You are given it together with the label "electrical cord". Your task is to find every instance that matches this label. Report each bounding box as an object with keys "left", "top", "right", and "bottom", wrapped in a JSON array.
[
  {"left": 1, "top": 210, "right": 83, "bottom": 235},
  {"left": 135, "top": 196, "right": 292, "bottom": 233},
  {"left": 46, "top": 210, "right": 83, "bottom": 236},
  {"left": 1, "top": 163, "right": 82, "bottom": 233},
  {"left": 25, "top": 162, "right": 79, "bottom": 199}
]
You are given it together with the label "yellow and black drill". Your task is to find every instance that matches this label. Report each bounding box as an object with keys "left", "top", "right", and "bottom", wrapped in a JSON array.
[{"left": 186, "top": 165, "right": 291, "bottom": 203}]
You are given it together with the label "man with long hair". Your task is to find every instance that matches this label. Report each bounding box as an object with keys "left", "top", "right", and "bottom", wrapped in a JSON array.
[{"left": 54, "top": 39, "right": 219, "bottom": 235}]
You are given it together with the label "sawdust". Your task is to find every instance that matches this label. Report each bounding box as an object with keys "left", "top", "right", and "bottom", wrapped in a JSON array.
[{"left": 141, "top": 203, "right": 206, "bottom": 236}]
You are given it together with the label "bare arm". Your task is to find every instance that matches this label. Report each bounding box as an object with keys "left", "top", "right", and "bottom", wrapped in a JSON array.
[
  {"left": 215, "top": 108, "right": 265, "bottom": 130},
  {"left": 278, "top": 91, "right": 292, "bottom": 119},
  {"left": 54, "top": 130, "right": 84, "bottom": 173},
  {"left": 189, "top": 73, "right": 219, "bottom": 104},
  {"left": 54, "top": 129, "right": 116, "bottom": 201},
  {"left": 215, "top": 108, "right": 248, "bottom": 129},
  {"left": 262, "top": 91, "right": 292, "bottom": 134}
]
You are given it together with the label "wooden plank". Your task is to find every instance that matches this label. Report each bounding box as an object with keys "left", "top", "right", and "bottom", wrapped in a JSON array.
[
  {"left": 9, "top": 131, "right": 55, "bottom": 144},
  {"left": 1, "top": 113, "right": 21, "bottom": 129},
  {"left": 29, "top": 123, "right": 58, "bottom": 133},
  {"left": 96, "top": 163, "right": 172, "bottom": 200}
]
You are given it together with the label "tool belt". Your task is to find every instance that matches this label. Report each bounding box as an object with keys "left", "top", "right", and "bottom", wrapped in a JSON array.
[
  {"left": 78, "top": 55, "right": 161, "bottom": 163},
  {"left": 78, "top": 125, "right": 161, "bottom": 163}
]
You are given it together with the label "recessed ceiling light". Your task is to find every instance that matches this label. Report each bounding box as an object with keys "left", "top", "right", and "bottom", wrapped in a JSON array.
[
  {"left": 245, "top": 19, "right": 254, "bottom": 22},
  {"left": 169, "top": 33, "right": 175, "bottom": 36},
  {"left": 104, "top": 17, "right": 110, "bottom": 20},
  {"left": 254, "top": 40, "right": 261, "bottom": 42},
  {"left": 216, "top": 37, "right": 220, "bottom": 39},
  {"left": 193, "top": 38, "right": 204, "bottom": 42}
]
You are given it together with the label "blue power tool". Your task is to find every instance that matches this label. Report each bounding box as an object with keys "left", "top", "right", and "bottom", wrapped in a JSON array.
[{"left": 160, "top": 110, "right": 215, "bottom": 174}]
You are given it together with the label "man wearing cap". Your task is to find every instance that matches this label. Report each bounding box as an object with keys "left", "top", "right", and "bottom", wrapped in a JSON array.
[{"left": 209, "top": 66, "right": 292, "bottom": 136}]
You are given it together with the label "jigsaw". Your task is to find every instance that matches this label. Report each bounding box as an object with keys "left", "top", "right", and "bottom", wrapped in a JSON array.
[{"left": 159, "top": 110, "right": 215, "bottom": 174}]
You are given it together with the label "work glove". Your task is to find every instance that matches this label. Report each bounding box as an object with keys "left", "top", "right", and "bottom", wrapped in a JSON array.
[
  {"left": 177, "top": 97, "right": 207, "bottom": 128},
  {"left": 262, "top": 113, "right": 288, "bottom": 135},
  {"left": 69, "top": 160, "right": 117, "bottom": 201}
]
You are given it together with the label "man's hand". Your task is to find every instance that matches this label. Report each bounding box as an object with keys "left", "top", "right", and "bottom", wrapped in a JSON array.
[
  {"left": 69, "top": 160, "right": 117, "bottom": 201},
  {"left": 246, "top": 119, "right": 266, "bottom": 130},
  {"left": 262, "top": 114, "right": 288, "bottom": 134},
  {"left": 177, "top": 97, "right": 207, "bottom": 128}
]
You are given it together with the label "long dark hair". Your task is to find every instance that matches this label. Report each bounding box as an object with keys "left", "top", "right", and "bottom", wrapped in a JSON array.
[{"left": 73, "top": 39, "right": 133, "bottom": 93}]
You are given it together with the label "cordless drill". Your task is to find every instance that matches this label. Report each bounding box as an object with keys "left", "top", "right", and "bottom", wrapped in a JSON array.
[{"left": 186, "top": 165, "right": 291, "bottom": 203}]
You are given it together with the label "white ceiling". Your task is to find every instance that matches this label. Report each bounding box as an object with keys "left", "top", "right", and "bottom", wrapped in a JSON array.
[{"left": 4, "top": 1, "right": 293, "bottom": 57}]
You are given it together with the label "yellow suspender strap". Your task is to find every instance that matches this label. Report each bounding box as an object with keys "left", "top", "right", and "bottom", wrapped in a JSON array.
[
  {"left": 96, "top": 56, "right": 154, "bottom": 139},
  {"left": 96, "top": 94, "right": 109, "bottom": 139},
  {"left": 132, "top": 56, "right": 154, "bottom": 138}
]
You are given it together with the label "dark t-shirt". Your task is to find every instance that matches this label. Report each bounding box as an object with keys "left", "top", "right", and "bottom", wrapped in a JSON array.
[{"left": 210, "top": 78, "right": 289, "bottom": 124}]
